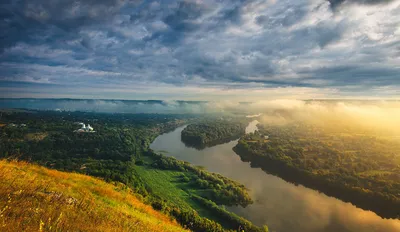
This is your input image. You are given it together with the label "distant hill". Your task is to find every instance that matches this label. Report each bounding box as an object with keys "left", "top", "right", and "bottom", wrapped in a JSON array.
[{"left": 0, "top": 159, "right": 187, "bottom": 232}]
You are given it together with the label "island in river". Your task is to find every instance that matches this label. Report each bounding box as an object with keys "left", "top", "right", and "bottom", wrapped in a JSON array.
[{"left": 181, "top": 118, "right": 248, "bottom": 149}]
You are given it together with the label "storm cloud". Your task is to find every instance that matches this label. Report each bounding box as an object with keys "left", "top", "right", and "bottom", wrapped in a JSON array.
[
  {"left": 0, "top": 0, "right": 399, "bottom": 100},
  {"left": 328, "top": 0, "right": 395, "bottom": 8}
]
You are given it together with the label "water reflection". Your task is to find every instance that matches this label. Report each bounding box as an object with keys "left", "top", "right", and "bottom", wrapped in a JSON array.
[{"left": 150, "top": 121, "right": 400, "bottom": 232}]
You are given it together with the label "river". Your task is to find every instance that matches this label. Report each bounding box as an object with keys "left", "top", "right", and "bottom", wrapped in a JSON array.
[{"left": 150, "top": 120, "right": 400, "bottom": 232}]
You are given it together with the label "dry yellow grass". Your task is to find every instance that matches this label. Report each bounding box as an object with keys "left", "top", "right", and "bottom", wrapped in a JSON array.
[{"left": 0, "top": 160, "right": 188, "bottom": 232}]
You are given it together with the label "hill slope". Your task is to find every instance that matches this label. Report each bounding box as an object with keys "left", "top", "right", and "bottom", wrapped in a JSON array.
[{"left": 0, "top": 160, "right": 187, "bottom": 232}]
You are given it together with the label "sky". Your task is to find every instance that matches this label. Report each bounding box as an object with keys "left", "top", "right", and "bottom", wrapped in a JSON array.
[{"left": 0, "top": 0, "right": 399, "bottom": 101}]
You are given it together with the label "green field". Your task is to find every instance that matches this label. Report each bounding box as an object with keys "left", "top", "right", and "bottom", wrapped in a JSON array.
[
  {"left": 135, "top": 165, "right": 193, "bottom": 207},
  {"left": 134, "top": 164, "right": 235, "bottom": 227}
]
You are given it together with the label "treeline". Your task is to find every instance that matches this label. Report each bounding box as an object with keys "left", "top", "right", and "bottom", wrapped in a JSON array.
[
  {"left": 233, "top": 123, "right": 400, "bottom": 219},
  {"left": 191, "top": 195, "right": 267, "bottom": 232},
  {"left": 0, "top": 110, "right": 188, "bottom": 164},
  {"left": 181, "top": 119, "right": 248, "bottom": 149}
]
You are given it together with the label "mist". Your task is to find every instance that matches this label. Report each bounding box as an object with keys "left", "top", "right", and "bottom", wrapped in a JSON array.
[
  {"left": 250, "top": 99, "right": 400, "bottom": 135},
  {"left": 0, "top": 99, "right": 213, "bottom": 114},
  {"left": 2, "top": 98, "right": 400, "bottom": 133},
  {"left": 2, "top": 98, "right": 400, "bottom": 134}
]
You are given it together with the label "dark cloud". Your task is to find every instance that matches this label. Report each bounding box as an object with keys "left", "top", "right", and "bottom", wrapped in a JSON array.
[
  {"left": 299, "top": 65, "right": 400, "bottom": 88},
  {"left": 164, "top": 1, "right": 209, "bottom": 31},
  {"left": 0, "top": 0, "right": 138, "bottom": 51},
  {"left": 327, "top": 0, "right": 395, "bottom": 8}
]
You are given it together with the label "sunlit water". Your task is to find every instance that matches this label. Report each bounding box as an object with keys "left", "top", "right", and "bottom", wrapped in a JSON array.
[{"left": 150, "top": 120, "right": 400, "bottom": 232}]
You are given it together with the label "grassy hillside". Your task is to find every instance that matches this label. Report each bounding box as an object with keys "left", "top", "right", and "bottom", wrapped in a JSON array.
[{"left": 0, "top": 159, "right": 187, "bottom": 232}]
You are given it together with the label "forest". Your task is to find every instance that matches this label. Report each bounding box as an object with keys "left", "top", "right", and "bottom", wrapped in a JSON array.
[
  {"left": 0, "top": 110, "right": 267, "bottom": 232},
  {"left": 233, "top": 121, "right": 400, "bottom": 219},
  {"left": 181, "top": 118, "right": 249, "bottom": 149}
]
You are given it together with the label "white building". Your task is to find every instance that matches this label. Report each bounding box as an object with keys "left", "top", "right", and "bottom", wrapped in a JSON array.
[{"left": 74, "top": 123, "right": 95, "bottom": 133}]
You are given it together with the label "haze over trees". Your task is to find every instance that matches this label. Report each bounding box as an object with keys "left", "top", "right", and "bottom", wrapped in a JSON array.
[{"left": 234, "top": 109, "right": 400, "bottom": 219}]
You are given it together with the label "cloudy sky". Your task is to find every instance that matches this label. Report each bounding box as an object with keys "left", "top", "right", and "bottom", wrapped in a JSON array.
[{"left": 0, "top": 0, "right": 399, "bottom": 100}]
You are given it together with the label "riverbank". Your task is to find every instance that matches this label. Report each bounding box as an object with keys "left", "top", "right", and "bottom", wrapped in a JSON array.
[{"left": 233, "top": 141, "right": 400, "bottom": 219}]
